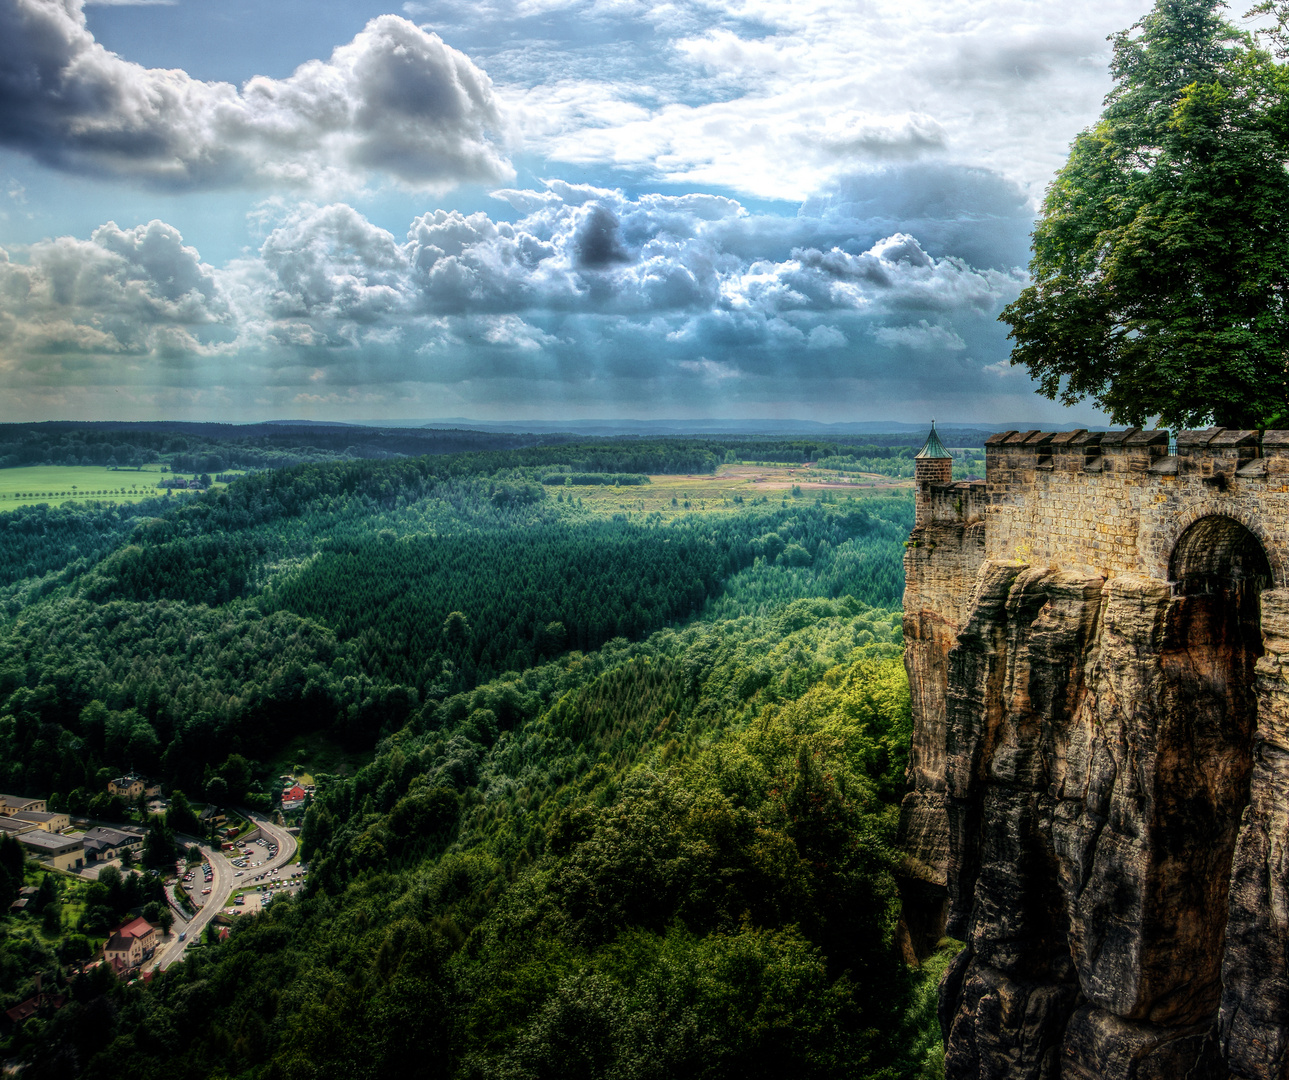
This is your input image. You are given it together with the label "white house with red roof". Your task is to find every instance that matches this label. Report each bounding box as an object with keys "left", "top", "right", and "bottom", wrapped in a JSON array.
[
  {"left": 103, "top": 916, "right": 158, "bottom": 976},
  {"left": 281, "top": 784, "right": 307, "bottom": 811}
]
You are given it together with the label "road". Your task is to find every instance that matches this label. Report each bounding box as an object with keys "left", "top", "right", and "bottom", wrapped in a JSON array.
[{"left": 155, "top": 811, "right": 299, "bottom": 970}]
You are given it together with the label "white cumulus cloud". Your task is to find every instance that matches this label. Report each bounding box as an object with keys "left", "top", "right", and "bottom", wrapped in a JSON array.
[{"left": 0, "top": 0, "right": 512, "bottom": 191}]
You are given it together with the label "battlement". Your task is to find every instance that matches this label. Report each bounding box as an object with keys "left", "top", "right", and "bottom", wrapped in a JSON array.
[
  {"left": 981, "top": 426, "right": 1289, "bottom": 481},
  {"left": 915, "top": 427, "right": 1289, "bottom": 584}
]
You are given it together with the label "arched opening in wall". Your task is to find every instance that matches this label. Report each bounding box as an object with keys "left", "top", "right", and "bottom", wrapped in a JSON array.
[
  {"left": 1159, "top": 515, "right": 1270, "bottom": 1019},
  {"left": 1169, "top": 515, "right": 1273, "bottom": 599}
]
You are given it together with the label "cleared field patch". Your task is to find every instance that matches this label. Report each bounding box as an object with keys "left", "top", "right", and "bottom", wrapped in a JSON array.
[
  {"left": 562, "top": 463, "right": 912, "bottom": 518},
  {"left": 0, "top": 464, "right": 185, "bottom": 511},
  {"left": 269, "top": 732, "right": 375, "bottom": 786}
]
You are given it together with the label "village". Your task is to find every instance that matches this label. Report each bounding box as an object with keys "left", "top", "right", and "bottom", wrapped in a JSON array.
[{"left": 0, "top": 773, "right": 311, "bottom": 1031}]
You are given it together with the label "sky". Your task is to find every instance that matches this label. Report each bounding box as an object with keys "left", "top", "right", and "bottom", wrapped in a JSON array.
[{"left": 0, "top": 0, "right": 1162, "bottom": 424}]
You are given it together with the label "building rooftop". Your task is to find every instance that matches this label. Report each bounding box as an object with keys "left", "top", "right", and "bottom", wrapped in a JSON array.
[
  {"left": 915, "top": 421, "right": 952, "bottom": 460},
  {"left": 12, "top": 811, "right": 61, "bottom": 824},
  {"left": 18, "top": 831, "right": 82, "bottom": 854},
  {"left": 82, "top": 826, "right": 139, "bottom": 848},
  {"left": 116, "top": 916, "right": 155, "bottom": 939}
]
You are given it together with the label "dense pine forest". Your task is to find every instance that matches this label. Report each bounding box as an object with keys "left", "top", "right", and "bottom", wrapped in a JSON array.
[{"left": 0, "top": 433, "right": 957, "bottom": 1079}]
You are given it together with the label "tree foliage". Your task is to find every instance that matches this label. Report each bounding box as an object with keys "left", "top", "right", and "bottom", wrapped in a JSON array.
[
  {"left": 17, "top": 604, "right": 946, "bottom": 1080},
  {"left": 0, "top": 436, "right": 942, "bottom": 1076},
  {"left": 1001, "top": 0, "right": 1289, "bottom": 429}
]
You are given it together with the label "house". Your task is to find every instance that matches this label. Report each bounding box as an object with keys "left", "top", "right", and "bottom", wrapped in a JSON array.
[
  {"left": 11, "top": 810, "right": 70, "bottom": 833},
  {"left": 103, "top": 916, "right": 158, "bottom": 976},
  {"left": 9, "top": 886, "right": 38, "bottom": 912},
  {"left": 0, "top": 795, "right": 47, "bottom": 816},
  {"left": 0, "top": 817, "right": 36, "bottom": 837},
  {"left": 17, "top": 831, "right": 84, "bottom": 871},
  {"left": 107, "top": 775, "right": 144, "bottom": 800},
  {"left": 2, "top": 976, "right": 66, "bottom": 1025},
  {"left": 80, "top": 826, "right": 143, "bottom": 862},
  {"left": 281, "top": 784, "right": 307, "bottom": 811},
  {"left": 198, "top": 804, "right": 226, "bottom": 827}
]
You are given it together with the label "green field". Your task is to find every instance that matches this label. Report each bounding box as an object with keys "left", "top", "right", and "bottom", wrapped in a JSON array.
[
  {"left": 0, "top": 465, "right": 190, "bottom": 511},
  {"left": 565, "top": 462, "right": 914, "bottom": 518}
]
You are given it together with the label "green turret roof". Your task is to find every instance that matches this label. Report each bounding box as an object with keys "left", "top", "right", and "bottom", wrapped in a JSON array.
[{"left": 915, "top": 421, "right": 952, "bottom": 460}]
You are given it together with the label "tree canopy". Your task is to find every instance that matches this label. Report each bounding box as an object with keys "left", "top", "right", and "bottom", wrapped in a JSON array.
[{"left": 1001, "top": 0, "right": 1289, "bottom": 430}]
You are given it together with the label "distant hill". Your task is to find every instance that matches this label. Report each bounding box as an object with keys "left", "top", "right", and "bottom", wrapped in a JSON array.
[
  {"left": 409, "top": 416, "right": 1104, "bottom": 446},
  {"left": 0, "top": 418, "right": 1111, "bottom": 468}
]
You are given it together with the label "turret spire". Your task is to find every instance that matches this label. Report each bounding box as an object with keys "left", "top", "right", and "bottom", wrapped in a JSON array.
[{"left": 915, "top": 419, "right": 952, "bottom": 460}]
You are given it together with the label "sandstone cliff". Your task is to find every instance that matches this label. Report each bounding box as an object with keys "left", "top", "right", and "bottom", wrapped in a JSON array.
[{"left": 901, "top": 426, "right": 1289, "bottom": 1080}]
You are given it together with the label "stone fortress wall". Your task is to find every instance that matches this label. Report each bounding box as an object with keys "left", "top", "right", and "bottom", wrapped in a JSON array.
[{"left": 901, "top": 426, "right": 1289, "bottom": 1080}]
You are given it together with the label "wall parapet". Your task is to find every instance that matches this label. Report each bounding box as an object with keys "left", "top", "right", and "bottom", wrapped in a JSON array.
[
  {"left": 985, "top": 426, "right": 1289, "bottom": 483},
  {"left": 921, "top": 480, "right": 987, "bottom": 525}
]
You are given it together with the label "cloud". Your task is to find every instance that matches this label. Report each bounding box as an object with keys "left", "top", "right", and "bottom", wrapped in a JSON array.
[
  {"left": 807, "top": 325, "right": 846, "bottom": 350},
  {"left": 0, "top": 219, "right": 230, "bottom": 385},
  {"left": 475, "top": 0, "right": 1145, "bottom": 201},
  {"left": 0, "top": 0, "right": 511, "bottom": 191},
  {"left": 873, "top": 320, "right": 967, "bottom": 352},
  {"left": 0, "top": 183, "right": 1040, "bottom": 418}
]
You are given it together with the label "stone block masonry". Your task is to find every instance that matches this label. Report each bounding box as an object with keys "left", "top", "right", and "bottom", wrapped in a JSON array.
[{"left": 900, "top": 426, "right": 1289, "bottom": 1080}]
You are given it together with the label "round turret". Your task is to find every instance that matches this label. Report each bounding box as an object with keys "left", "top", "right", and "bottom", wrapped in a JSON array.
[{"left": 914, "top": 421, "right": 953, "bottom": 526}]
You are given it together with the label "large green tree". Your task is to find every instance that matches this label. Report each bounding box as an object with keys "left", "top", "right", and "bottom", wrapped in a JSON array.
[{"left": 1001, "top": 0, "right": 1289, "bottom": 429}]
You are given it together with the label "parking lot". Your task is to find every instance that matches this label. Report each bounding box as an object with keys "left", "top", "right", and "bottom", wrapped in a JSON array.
[
  {"left": 228, "top": 864, "right": 308, "bottom": 915},
  {"left": 178, "top": 858, "right": 215, "bottom": 905},
  {"left": 228, "top": 834, "right": 280, "bottom": 873}
]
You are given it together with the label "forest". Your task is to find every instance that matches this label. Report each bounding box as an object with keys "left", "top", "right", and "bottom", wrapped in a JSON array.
[
  {"left": 0, "top": 435, "right": 955, "bottom": 1079},
  {"left": 0, "top": 420, "right": 983, "bottom": 476}
]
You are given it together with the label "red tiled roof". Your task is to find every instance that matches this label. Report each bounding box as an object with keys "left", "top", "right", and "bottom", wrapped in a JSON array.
[
  {"left": 5, "top": 999, "right": 37, "bottom": 1024},
  {"left": 6, "top": 992, "right": 68, "bottom": 1022},
  {"left": 116, "top": 916, "right": 154, "bottom": 939}
]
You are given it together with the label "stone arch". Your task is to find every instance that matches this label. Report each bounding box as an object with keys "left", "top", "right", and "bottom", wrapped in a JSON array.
[
  {"left": 1147, "top": 496, "right": 1285, "bottom": 588},
  {"left": 1169, "top": 514, "right": 1273, "bottom": 597}
]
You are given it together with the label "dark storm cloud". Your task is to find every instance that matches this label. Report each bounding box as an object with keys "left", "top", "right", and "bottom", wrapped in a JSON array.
[
  {"left": 0, "top": 0, "right": 511, "bottom": 190},
  {"left": 799, "top": 165, "right": 1036, "bottom": 270},
  {"left": 574, "top": 205, "right": 632, "bottom": 269}
]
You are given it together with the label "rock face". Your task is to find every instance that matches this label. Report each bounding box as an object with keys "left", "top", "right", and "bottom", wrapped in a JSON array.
[{"left": 901, "top": 427, "right": 1289, "bottom": 1080}]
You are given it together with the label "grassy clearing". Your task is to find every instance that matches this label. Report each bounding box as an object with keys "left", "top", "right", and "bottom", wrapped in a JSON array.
[
  {"left": 268, "top": 733, "right": 374, "bottom": 786},
  {"left": 0, "top": 464, "right": 165, "bottom": 512},
  {"left": 562, "top": 463, "right": 913, "bottom": 519},
  {"left": 0, "top": 464, "right": 246, "bottom": 513}
]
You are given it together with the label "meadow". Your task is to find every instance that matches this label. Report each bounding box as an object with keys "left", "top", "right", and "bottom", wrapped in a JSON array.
[
  {"left": 565, "top": 462, "right": 915, "bottom": 517},
  {"left": 0, "top": 465, "right": 174, "bottom": 510}
]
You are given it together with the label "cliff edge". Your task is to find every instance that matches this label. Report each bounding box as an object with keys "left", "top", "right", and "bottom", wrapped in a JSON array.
[{"left": 901, "top": 427, "right": 1289, "bottom": 1079}]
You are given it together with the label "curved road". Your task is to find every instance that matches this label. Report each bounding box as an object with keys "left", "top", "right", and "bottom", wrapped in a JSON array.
[{"left": 156, "top": 811, "right": 299, "bottom": 970}]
